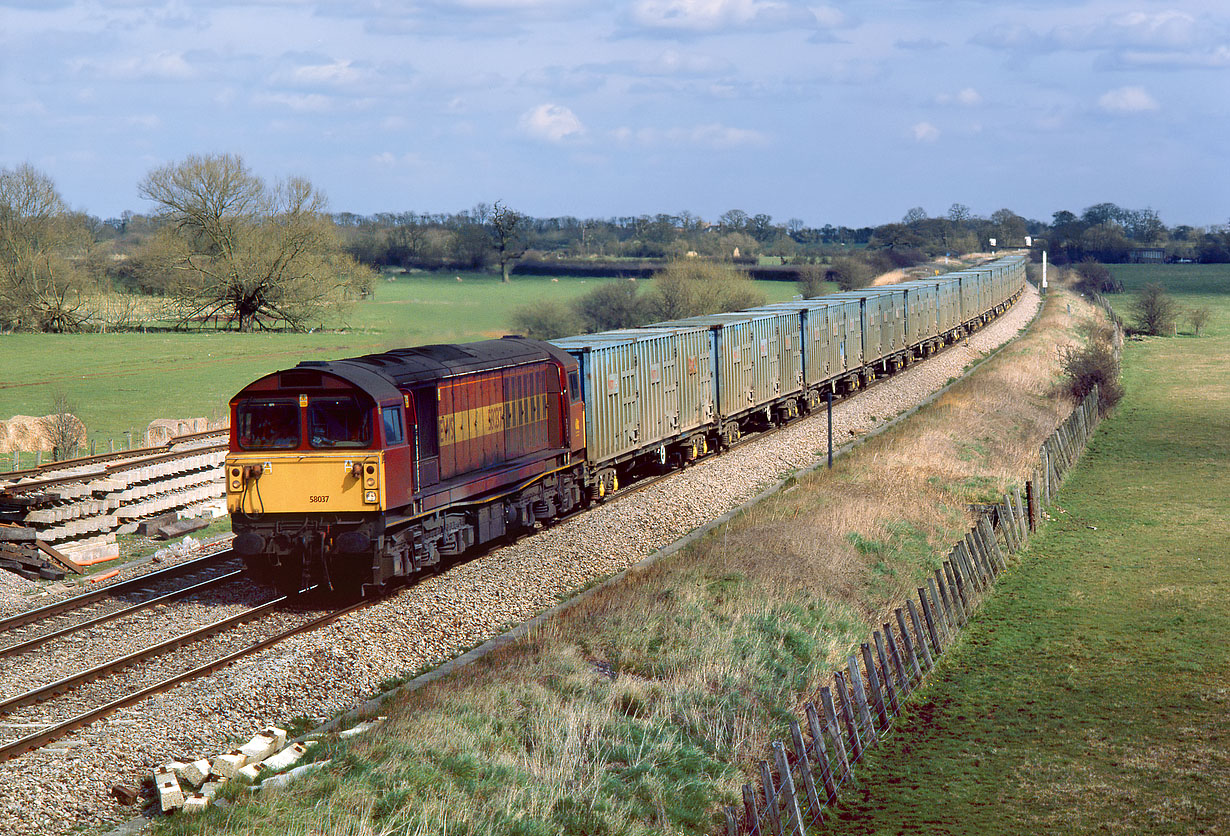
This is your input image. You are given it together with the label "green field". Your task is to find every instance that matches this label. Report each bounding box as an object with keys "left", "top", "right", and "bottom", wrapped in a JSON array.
[
  {"left": 1107, "top": 263, "right": 1230, "bottom": 336},
  {"left": 0, "top": 271, "right": 802, "bottom": 451},
  {"left": 818, "top": 275, "right": 1230, "bottom": 834}
]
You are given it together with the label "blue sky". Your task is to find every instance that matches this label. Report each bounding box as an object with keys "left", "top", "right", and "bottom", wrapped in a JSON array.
[{"left": 2, "top": 0, "right": 1227, "bottom": 227}]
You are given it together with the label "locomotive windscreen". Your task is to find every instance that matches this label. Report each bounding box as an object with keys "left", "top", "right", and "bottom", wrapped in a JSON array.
[
  {"left": 307, "top": 395, "right": 372, "bottom": 448},
  {"left": 236, "top": 399, "right": 301, "bottom": 450}
]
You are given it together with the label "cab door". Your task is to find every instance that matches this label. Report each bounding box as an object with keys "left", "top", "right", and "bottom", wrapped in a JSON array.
[{"left": 381, "top": 398, "right": 413, "bottom": 509}]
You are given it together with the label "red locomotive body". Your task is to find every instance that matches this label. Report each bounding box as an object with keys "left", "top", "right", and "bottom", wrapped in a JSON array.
[{"left": 226, "top": 337, "right": 585, "bottom": 595}]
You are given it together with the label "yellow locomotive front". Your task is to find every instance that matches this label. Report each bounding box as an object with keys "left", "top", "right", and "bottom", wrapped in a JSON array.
[{"left": 226, "top": 365, "right": 410, "bottom": 595}]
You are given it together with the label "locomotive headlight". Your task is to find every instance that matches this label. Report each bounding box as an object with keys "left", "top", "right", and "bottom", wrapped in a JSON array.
[{"left": 364, "top": 490, "right": 378, "bottom": 504}]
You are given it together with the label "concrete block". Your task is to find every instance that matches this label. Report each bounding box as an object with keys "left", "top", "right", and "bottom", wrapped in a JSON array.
[
  {"left": 211, "top": 749, "right": 248, "bottom": 779},
  {"left": 199, "top": 776, "right": 228, "bottom": 798},
  {"left": 182, "top": 794, "right": 210, "bottom": 813},
  {"left": 339, "top": 717, "right": 387, "bottom": 738},
  {"left": 154, "top": 767, "right": 184, "bottom": 812},
  {"left": 179, "top": 758, "right": 211, "bottom": 789},
  {"left": 239, "top": 727, "right": 284, "bottom": 762},
  {"left": 237, "top": 762, "right": 266, "bottom": 782},
  {"left": 260, "top": 760, "right": 330, "bottom": 791},
  {"left": 262, "top": 741, "right": 312, "bottom": 772}
]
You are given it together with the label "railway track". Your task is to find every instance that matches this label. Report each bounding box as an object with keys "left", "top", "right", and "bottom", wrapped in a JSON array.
[
  {"left": 0, "top": 551, "right": 244, "bottom": 659},
  {"left": 0, "top": 581, "right": 371, "bottom": 763}
]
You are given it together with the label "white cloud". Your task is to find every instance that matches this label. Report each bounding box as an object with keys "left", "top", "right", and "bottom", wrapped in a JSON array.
[
  {"left": 1098, "top": 86, "right": 1159, "bottom": 114},
  {"left": 274, "top": 59, "right": 365, "bottom": 88},
  {"left": 910, "top": 121, "right": 940, "bottom": 142},
  {"left": 614, "top": 122, "right": 768, "bottom": 149},
  {"left": 70, "top": 51, "right": 195, "bottom": 81},
  {"left": 936, "top": 87, "right": 981, "bottom": 107},
  {"left": 629, "top": 0, "right": 811, "bottom": 33},
  {"left": 518, "top": 103, "right": 585, "bottom": 142},
  {"left": 253, "top": 92, "right": 335, "bottom": 113}
]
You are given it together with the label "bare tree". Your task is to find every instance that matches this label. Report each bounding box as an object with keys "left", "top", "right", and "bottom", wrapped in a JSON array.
[
  {"left": 490, "top": 201, "right": 527, "bottom": 283},
  {"left": 40, "top": 392, "right": 86, "bottom": 461},
  {"left": 1132, "top": 283, "right": 1177, "bottom": 336},
  {"left": 139, "top": 153, "right": 373, "bottom": 331},
  {"left": 1187, "top": 306, "right": 1211, "bottom": 336},
  {"left": 0, "top": 164, "right": 93, "bottom": 332}
]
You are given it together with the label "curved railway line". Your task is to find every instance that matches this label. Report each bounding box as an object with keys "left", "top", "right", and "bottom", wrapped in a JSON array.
[{"left": 0, "top": 291, "right": 1015, "bottom": 765}]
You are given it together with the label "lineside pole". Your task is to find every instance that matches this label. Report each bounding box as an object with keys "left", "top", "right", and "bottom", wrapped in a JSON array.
[{"left": 827, "top": 390, "right": 834, "bottom": 469}]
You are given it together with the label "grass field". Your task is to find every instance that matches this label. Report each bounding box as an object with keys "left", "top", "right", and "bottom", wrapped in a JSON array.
[
  {"left": 0, "top": 271, "right": 802, "bottom": 451},
  {"left": 817, "top": 275, "right": 1230, "bottom": 834},
  {"left": 1108, "top": 263, "right": 1230, "bottom": 337}
]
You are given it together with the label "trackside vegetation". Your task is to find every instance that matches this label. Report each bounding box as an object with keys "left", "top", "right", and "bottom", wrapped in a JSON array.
[
  {"left": 816, "top": 272, "right": 1229, "bottom": 834},
  {"left": 149, "top": 285, "right": 1104, "bottom": 836}
]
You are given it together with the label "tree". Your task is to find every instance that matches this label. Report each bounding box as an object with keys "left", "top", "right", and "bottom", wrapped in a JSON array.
[
  {"left": 574, "top": 280, "right": 648, "bottom": 332},
  {"left": 947, "top": 203, "right": 972, "bottom": 224},
  {"left": 0, "top": 164, "right": 93, "bottom": 332},
  {"left": 490, "top": 201, "right": 528, "bottom": 283},
  {"left": 643, "top": 260, "right": 764, "bottom": 321},
  {"left": 902, "top": 206, "right": 928, "bottom": 225},
  {"left": 1132, "top": 283, "right": 1176, "bottom": 336},
  {"left": 139, "top": 153, "right": 372, "bottom": 331},
  {"left": 1187, "top": 307, "right": 1211, "bottom": 336},
  {"left": 40, "top": 391, "right": 86, "bottom": 461}
]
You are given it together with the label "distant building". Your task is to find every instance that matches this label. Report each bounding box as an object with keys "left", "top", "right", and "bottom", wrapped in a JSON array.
[{"left": 1129, "top": 247, "right": 1165, "bottom": 263}]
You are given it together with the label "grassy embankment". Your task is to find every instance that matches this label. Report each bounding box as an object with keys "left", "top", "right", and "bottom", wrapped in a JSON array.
[
  {"left": 0, "top": 273, "right": 803, "bottom": 457},
  {"left": 149, "top": 285, "right": 1100, "bottom": 836},
  {"left": 813, "top": 266, "right": 1229, "bottom": 834}
]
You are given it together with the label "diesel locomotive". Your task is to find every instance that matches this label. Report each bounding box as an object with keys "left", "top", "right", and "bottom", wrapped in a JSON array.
[{"left": 227, "top": 253, "right": 1028, "bottom": 595}]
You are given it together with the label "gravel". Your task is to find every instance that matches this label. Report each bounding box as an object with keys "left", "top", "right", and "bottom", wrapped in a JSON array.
[{"left": 0, "top": 286, "right": 1040, "bottom": 834}]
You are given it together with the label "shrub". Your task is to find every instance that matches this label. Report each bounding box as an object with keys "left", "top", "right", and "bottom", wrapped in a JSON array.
[
  {"left": 1131, "top": 282, "right": 1177, "bottom": 335},
  {"left": 1187, "top": 306, "right": 1211, "bottom": 336},
  {"left": 827, "top": 256, "right": 876, "bottom": 291},
  {"left": 1059, "top": 323, "right": 1123, "bottom": 414},
  {"left": 1072, "top": 261, "right": 1123, "bottom": 295},
  {"left": 511, "top": 298, "right": 584, "bottom": 340},
  {"left": 574, "top": 280, "right": 650, "bottom": 332},
  {"left": 796, "top": 265, "right": 828, "bottom": 298}
]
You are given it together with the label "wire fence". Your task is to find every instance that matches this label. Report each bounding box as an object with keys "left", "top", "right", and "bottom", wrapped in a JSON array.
[{"left": 726, "top": 383, "right": 1104, "bottom": 835}]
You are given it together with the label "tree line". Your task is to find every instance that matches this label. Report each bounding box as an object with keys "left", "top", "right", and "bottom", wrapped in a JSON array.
[{"left": 5, "top": 155, "right": 1230, "bottom": 333}]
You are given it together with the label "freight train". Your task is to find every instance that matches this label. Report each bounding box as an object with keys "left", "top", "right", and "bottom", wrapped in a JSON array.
[{"left": 226, "top": 253, "right": 1028, "bottom": 595}]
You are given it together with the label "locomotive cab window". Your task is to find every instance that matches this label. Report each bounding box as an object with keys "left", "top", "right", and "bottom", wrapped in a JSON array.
[
  {"left": 382, "top": 406, "right": 405, "bottom": 445},
  {"left": 568, "top": 371, "right": 580, "bottom": 402},
  {"left": 237, "top": 399, "right": 300, "bottom": 450},
  {"left": 308, "top": 396, "right": 372, "bottom": 448}
]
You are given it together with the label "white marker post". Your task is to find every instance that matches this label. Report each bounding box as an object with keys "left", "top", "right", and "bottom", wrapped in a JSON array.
[{"left": 1042, "top": 250, "right": 1048, "bottom": 293}]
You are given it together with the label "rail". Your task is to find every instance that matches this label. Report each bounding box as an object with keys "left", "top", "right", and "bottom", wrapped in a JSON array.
[{"left": 0, "top": 592, "right": 375, "bottom": 763}]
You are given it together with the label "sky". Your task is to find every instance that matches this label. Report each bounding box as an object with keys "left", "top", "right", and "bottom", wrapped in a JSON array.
[{"left": 2, "top": 0, "right": 1228, "bottom": 228}]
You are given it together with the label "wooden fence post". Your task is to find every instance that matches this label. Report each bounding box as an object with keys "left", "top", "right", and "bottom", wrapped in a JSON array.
[
  {"left": 917, "top": 587, "right": 944, "bottom": 657},
  {"left": 943, "top": 561, "right": 967, "bottom": 625},
  {"left": 845, "top": 657, "right": 878, "bottom": 744},
  {"left": 928, "top": 577, "right": 952, "bottom": 642},
  {"left": 967, "top": 531, "right": 993, "bottom": 580},
  {"left": 934, "top": 570, "right": 957, "bottom": 631},
  {"left": 861, "top": 642, "right": 891, "bottom": 729},
  {"left": 873, "top": 630, "right": 900, "bottom": 714},
  {"left": 999, "top": 501, "right": 1018, "bottom": 553},
  {"left": 956, "top": 540, "right": 983, "bottom": 594},
  {"left": 978, "top": 516, "right": 1007, "bottom": 570},
  {"left": 833, "top": 671, "right": 865, "bottom": 760},
  {"left": 789, "top": 720, "right": 822, "bottom": 822},
  {"left": 905, "top": 600, "right": 934, "bottom": 671},
  {"left": 759, "top": 760, "right": 783, "bottom": 836},
  {"left": 894, "top": 608, "right": 923, "bottom": 682},
  {"left": 818, "top": 688, "right": 851, "bottom": 783},
  {"left": 1012, "top": 487, "right": 1028, "bottom": 544},
  {"left": 773, "top": 741, "right": 806, "bottom": 836},
  {"left": 806, "top": 702, "right": 840, "bottom": 804},
  {"left": 743, "top": 785, "right": 761, "bottom": 836}
]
